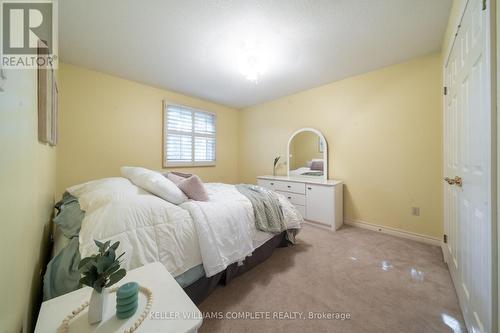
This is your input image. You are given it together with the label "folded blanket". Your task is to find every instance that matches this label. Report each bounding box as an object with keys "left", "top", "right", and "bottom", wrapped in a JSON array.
[
  {"left": 43, "top": 193, "right": 84, "bottom": 300},
  {"left": 236, "top": 184, "right": 299, "bottom": 244},
  {"left": 43, "top": 237, "right": 81, "bottom": 300}
]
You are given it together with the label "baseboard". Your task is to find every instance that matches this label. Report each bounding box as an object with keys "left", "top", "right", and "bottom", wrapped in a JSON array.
[
  {"left": 303, "top": 220, "right": 332, "bottom": 230},
  {"left": 344, "top": 218, "right": 441, "bottom": 246}
]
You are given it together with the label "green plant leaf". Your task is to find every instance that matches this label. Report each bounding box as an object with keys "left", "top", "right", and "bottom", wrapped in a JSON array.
[
  {"left": 96, "top": 257, "right": 105, "bottom": 274},
  {"left": 107, "top": 247, "right": 116, "bottom": 262},
  {"left": 93, "top": 277, "right": 106, "bottom": 293},
  {"left": 78, "top": 256, "right": 94, "bottom": 270},
  {"left": 106, "top": 269, "right": 126, "bottom": 287},
  {"left": 103, "top": 262, "right": 120, "bottom": 275},
  {"left": 110, "top": 241, "right": 120, "bottom": 251},
  {"left": 94, "top": 239, "right": 104, "bottom": 249},
  {"left": 82, "top": 239, "right": 126, "bottom": 292},
  {"left": 98, "top": 253, "right": 115, "bottom": 274},
  {"left": 80, "top": 273, "right": 97, "bottom": 288},
  {"left": 116, "top": 252, "right": 125, "bottom": 262}
]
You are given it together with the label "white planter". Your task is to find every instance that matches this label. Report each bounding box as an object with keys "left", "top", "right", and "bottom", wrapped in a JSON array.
[{"left": 88, "top": 288, "right": 108, "bottom": 324}]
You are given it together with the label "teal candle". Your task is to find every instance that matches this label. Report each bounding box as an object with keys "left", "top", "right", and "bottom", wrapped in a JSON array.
[{"left": 116, "top": 282, "right": 139, "bottom": 319}]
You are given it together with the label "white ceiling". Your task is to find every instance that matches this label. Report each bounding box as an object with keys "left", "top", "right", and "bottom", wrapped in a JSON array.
[{"left": 59, "top": 0, "right": 452, "bottom": 108}]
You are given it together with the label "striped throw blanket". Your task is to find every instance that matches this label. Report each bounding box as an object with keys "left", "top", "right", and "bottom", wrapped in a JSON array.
[{"left": 236, "top": 184, "right": 289, "bottom": 235}]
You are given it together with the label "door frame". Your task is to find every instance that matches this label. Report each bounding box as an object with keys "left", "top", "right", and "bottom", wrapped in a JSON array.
[{"left": 442, "top": 0, "right": 498, "bottom": 332}]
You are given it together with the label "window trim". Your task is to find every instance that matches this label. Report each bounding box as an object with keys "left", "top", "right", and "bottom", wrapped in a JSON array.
[{"left": 162, "top": 101, "right": 216, "bottom": 168}]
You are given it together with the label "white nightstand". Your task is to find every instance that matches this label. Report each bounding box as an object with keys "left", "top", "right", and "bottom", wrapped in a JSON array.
[{"left": 35, "top": 262, "right": 203, "bottom": 333}]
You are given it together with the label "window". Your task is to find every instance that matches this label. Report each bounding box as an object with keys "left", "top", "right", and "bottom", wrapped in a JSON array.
[{"left": 163, "top": 103, "right": 216, "bottom": 167}]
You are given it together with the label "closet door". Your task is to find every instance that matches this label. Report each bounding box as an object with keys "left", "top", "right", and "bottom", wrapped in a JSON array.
[{"left": 443, "top": 0, "right": 492, "bottom": 332}]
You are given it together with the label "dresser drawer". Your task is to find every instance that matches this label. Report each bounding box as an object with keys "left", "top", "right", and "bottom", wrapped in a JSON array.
[
  {"left": 274, "top": 181, "right": 306, "bottom": 194},
  {"left": 277, "top": 191, "right": 306, "bottom": 206},
  {"left": 257, "top": 179, "right": 278, "bottom": 190}
]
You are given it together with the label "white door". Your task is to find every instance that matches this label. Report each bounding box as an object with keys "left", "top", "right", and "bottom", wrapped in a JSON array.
[
  {"left": 443, "top": 0, "right": 492, "bottom": 332},
  {"left": 305, "top": 184, "right": 334, "bottom": 226}
]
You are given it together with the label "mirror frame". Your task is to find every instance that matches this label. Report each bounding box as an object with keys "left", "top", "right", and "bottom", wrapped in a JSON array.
[{"left": 287, "top": 127, "right": 328, "bottom": 180}]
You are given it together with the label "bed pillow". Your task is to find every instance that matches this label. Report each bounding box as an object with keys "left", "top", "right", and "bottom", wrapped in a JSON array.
[
  {"left": 165, "top": 172, "right": 189, "bottom": 185},
  {"left": 172, "top": 171, "right": 193, "bottom": 178},
  {"left": 178, "top": 175, "right": 209, "bottom": 201},
  {"left": 310, "top": 160, "right": 324, "bottom": 171},
  {"left": 121, "top": 166, "right": 187, "bottom": 204}
]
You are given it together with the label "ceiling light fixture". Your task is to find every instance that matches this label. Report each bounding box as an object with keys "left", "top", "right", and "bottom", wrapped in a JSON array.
[
  {"left": 239, "top": 55, "right": 265, "bottom": 83},
  {"left": 237, "top": 40, "right": 267, "bottom": 83}
]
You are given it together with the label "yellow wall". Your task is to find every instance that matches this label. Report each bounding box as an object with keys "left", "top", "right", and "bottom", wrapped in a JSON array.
[
  {"left": 0, "top": 70, "right": 57, "bottom": 332},
  {"left": 239, "top": 53, "right": 443, "bottom": 239},
  {"left": 290, "top": 131, "right": 322, "bottom": 169},
  {"left": 56, "top": 63, "right": 240, "bottom": 195}
]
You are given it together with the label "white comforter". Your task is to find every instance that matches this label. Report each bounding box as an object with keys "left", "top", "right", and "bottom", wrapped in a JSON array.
[
  {"left": 69, "top": 178, "right": 302, "bottom": 279},
  {"left": 68, "top": 178, "right": 202, "bottom": 278},
  {"left": 182, "top": 183, "right": 302, "bottom": 276}
]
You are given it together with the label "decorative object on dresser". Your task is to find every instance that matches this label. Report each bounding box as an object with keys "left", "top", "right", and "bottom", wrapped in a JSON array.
[
  {"left": 273, "top": 156, "right": 281, "bottom": 176},
  {"left": 258, "top": 176, "right": 343, "bottom": 230},
  {"left": 78, "top": 240, "right": 127, "bottom": 324},
  {"left": 35, "top": 263, "right": 203, "bottom": 333},
  {"left": 259, "top": 127, "right": 343, "bottom": 230}
]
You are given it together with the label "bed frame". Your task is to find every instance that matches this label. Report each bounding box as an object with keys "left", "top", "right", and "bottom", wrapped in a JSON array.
[{"left": 183, "top": 232, "right": 289, "bottom": 304}]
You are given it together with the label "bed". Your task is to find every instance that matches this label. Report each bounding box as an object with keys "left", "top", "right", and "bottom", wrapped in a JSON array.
[
  {"left": 289, "top": 159, "right": 324, "bottom": 177},
  {"left": 44, "top": 173, "right": 302, "bottom": 304}
]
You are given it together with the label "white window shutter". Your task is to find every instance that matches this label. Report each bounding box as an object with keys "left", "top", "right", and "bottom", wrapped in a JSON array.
[{"left": 164, "top": 103, "right": 216, "bottom": 166}]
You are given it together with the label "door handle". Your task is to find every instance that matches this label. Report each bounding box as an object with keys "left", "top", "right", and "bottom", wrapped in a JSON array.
[
  {"left": 444, "top": 176, "right": 463, "bottom": 187},
  {"left": 444, "top": 177, "right": 455, "bottom": 185}
]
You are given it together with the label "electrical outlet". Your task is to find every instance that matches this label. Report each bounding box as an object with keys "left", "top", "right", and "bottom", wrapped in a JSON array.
[{"left": 411, "top": 207, "right": 420, "bottom": 216}]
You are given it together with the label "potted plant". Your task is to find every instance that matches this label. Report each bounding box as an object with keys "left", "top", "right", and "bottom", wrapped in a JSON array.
[{"left": 79, "top": 240, "right": 126, "bottom": 324}]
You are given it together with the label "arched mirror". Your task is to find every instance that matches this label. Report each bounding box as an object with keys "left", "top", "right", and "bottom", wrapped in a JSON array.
[{"left": 287, "top": 128, "right": 328, "bottom": 180}]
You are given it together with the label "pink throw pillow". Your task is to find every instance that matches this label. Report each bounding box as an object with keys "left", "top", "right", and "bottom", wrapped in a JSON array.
[
  {"left": 178, "top": 175, "right": 209, "bottom": 201},
  {"left": 310, "top": 160, "right": 324, "bottom": 171},
  {"left": 166, "top": 172, "right": 187, "bottom": 185}
]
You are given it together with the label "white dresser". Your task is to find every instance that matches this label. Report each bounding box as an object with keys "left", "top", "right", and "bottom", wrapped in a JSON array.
[{"left": 257, "top": 175, "right": 343, "bottom": 230}]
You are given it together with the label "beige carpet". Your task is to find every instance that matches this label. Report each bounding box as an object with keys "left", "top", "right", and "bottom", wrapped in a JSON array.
[{"left": 198, "top": 224, "right": 465, "bottom": 333}]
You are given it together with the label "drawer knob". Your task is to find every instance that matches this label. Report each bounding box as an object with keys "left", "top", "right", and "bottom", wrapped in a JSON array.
[
  {"left": 287, "top": 197, "right": 291, "bottom": 199},
  {"left": 307, "top": 187, "right": 312, "bottom": 190},
  {"left": 270, "top": 183, "right": 274, "bottom": 185},
  {"left": 287, "top": 185, "right": 291, "bottom": 188}
]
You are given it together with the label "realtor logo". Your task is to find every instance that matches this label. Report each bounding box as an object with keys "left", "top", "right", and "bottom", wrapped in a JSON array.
[{"left": 1, "top": 0, "right": 58, "bottom": 69}]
